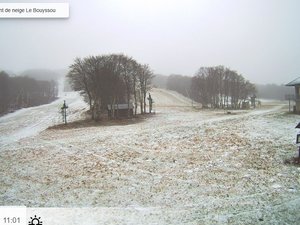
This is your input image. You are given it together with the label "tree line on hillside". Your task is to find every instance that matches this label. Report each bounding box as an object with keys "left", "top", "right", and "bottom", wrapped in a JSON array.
[
  {"left": 67, "top": 54, "right": 154, "bottom": 120},
  {"left": 0, "top": 71, "right": 58, "bottom": 115},
  {"left": 191, "top": 66, "right": 256, "bottom": 108},
  {"left": 164, "top": 72, "right": 292, "bottom": 103},
  {"left": 164, "top": 66, "right": 256, "bottom": 109}
]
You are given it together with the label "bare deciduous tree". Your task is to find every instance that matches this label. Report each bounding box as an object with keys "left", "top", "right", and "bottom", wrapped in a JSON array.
[
  {"left": 67, "top": 54, "right": 154, "bottom": 120},
  {"left": 137, "top": 64, "right": 154, "bottom": 114},
  {"left": 191, "top": 66, "right": 256, "bottom": 109}
]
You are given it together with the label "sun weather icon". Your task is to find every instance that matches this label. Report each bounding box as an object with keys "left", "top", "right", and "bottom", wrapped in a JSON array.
[{"left": 28, "top": 215, "right": 42, "bottom": 225}]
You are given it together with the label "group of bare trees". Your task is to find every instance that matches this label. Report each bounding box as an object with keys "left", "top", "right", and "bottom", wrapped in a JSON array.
[
  {"left": 67, "top": 54, "right": 153, "bottom": 120},
  {"left": 0, "top": 71, "right": 58, "bottom": 115},
  {"left": 191, "top": 66, "right": 256, "bottom": 109}
]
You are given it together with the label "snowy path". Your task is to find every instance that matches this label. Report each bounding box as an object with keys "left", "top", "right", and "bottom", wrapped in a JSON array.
[{"left": 0, "top": 91, "right": 87, "bottom": 147}]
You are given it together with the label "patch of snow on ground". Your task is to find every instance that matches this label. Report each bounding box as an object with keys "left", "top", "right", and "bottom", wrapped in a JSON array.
[{"left": 0, "top": 91, "right": 87, "bottom": 147}]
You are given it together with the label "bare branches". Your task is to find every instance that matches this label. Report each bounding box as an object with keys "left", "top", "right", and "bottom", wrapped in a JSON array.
[
  {"left": 191, "top": 66, "right": 256, "bottom": 109},
  {"left": 67, "top": 54, "right": 153, "bottom": 120}
]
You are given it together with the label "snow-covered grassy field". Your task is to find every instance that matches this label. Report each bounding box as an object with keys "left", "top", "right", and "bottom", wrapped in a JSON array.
[{"left": 0, "top": 89, "right": 300, "bottom": 224}]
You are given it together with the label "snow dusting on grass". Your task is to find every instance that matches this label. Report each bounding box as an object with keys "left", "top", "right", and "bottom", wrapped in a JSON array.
[{"left": 0, "top": 89, "right": 299, "bottom": 224}]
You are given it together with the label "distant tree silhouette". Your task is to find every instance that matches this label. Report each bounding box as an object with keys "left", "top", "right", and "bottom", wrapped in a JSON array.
[
  {"left": 0, "top": 71, "right": 10, "bottom": 114},
  {"left": 256, "top": 84, "right": 293, "bottom": 100},
  {"left": 0, "top": 71, "right": 58, "bottom": 116},
  {"left": 166, "top": 74, "right": 192, "bottom": 97}
]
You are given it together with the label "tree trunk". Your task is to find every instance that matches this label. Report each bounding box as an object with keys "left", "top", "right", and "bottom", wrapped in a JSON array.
[
  {"left": 133, "top": 84, "right": 137, "bottom": 116},
  {"left": 143, "top": 91, "right": 147, "bottom": 114},
  {"left": 140, "top": 92, "right": 143, "bottom": 114},
  {"left": 127, "top": 93, "right": 130, "bottom": 118}
]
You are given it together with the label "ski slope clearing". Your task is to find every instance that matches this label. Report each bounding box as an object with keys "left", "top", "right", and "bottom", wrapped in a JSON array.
[
  {"left": 0, "top": 89, "right": 300, "bottom": 224},
  {"left": 0, "top": 92, "right": 88, "bottom": 146},
  {"left": 151, "top": 88, "right": 201, "bottom": 108}
]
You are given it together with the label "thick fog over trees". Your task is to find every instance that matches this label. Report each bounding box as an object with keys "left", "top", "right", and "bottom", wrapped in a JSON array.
[
  {"left": 1, "top": 1, "right": 299, "bottom": 85},
  {"left": 20, "top": 69, "right": 63, "bottom": 81},
  {"left": 67, "top": 54, "right": 154, "bottom": 120},
  {"left": 152, "top": 74, "right": 168, "bottom": 89},
  {"left": 0, "top": 71, "right": 58, "bottom": 115},
  {"left": 167, "top": 75, "right": 192, "bottom": 98},
  {"left": 256, "top": 84, "right": 294, "bottom": 100}
]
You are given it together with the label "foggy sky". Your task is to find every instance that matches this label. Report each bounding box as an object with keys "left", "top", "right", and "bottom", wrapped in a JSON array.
[{"left": 0, "top": 0, "right": 300, "bottom": 84}]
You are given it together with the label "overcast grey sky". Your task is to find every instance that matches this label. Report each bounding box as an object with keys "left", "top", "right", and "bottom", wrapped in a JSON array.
[{"left": 0, "top": 0, "right": 299, "bottom": 84}]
